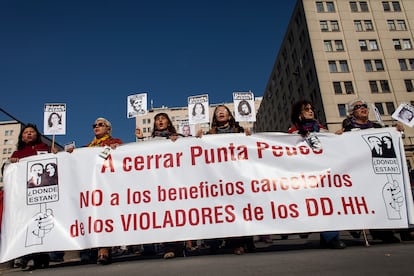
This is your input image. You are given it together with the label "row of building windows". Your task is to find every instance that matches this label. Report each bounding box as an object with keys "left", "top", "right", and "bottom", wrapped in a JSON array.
[
  {"left": 2, "top": 148, "right": 13, "bottom": 154},
  {"left": 332, "top": 79, "right": 414, "bottom": 94},
  {"left": 328, "top": 58, "right": 414, "bottom": 72},
  {"left": 323, "top": 38, "right": 412, "bottom": 52},
  {"left": 3, "top": 130, "right": 14, "bottom": 136},
  {"left": 316, "top": 1, "right": 401, "bottom": 13},
  {"left": 321, "top": 19, "right": 407, "bottom": 32}
]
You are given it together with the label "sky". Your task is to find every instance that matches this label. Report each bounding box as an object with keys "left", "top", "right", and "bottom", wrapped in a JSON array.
[{"left": 0, "top": 0, "right": 296, "bottom": 146}]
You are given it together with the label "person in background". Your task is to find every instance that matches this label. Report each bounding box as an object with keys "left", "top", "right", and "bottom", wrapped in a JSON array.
[
  {"left": 7, "top": 124, "right": 57, "bottom": 270},
  {"left": 196, "top": 105, "right": 254, "bottom": 255},
  {"left": 336, "top": 98, "right": 405, "bottom": 243},
  {"left": 289, "top": 100, "right": 346, "bottom": 249},
  {"left": 136, "top": 112, "right": 185, "bottom": 259}
]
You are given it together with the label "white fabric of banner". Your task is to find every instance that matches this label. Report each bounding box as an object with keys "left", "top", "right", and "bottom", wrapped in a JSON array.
[{"left": 1, "top": 128, "right": 413, "bottom": 261}]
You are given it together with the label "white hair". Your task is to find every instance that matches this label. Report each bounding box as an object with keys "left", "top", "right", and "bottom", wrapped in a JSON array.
[
  {"left": 95, "top": 117, "right": 112, "bottom": 135},
  {"left": 347, "top": 98, "right": 368, "bottom": 115}
]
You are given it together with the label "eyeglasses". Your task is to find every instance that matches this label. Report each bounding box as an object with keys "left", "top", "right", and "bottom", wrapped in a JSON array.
[
  {"left": 92, "top": 122, "right": 106, "bottom": 128},
  {"left": 353, "top": 104, "right": 368, "bottom": 111}
]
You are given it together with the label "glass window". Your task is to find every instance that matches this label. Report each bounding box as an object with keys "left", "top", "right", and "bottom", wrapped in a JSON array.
[
  {"left": 329, "top": 61, "right": 338, "bottom": 72},
  {"left": 392, "top": 1, "right": 401, "bottom": 11},
  {"left": 360, "top": 1, "right": 369, "bottom": 12},
  {"left": 393, "top": 39, "right": 401, "bottom": 50},
  {"left": 359, "top": 40, "right": 368, "bottom": 51},
  {"left": 409, "top": 59, "right": 414, "bottom": 70},
  {"left": 333, "top": 82, "right": 342, "bottom": 94},
  {"left": 375, "top": 103, "right": 384, "bottom": 114},
  {"left": 331, "top": 21, "right": 339, "bottom": 31},
  {"left": 365, "top": 60, "right": 373, "bottom": 71},
  {"left": 397, "top": 20, "right": 406, "bottom": 30},
  {"left": 354, "top": 20, "right": 363, "bottom": 31},
  {"left": 405, "top": 79, "right": 414, "bottom": 92},
  {"left": 398, "top": 59, "right": 407, "bottom": 70},
  {"left": 326, "top": 2, "right": 335, "bottom": 12},
  {"left": 403, "top": 39, "right": 412, "bottom": 50},
  {"left": 387, "top": 20, "right": 396, "bottom": 31},
  {"left": 385, "top": 102, "right": 395, "bottom": 115},
  {"left": 324, "top": 40, "right": 333, "bottom": 51},
  {"left": 383, "top": 2, "right": 391, "bottom": 11},
  {"left": 350, "top": 2, "right": 358, "bottom": 12},
  {"left": 320, "top": 21, "right": 328, "bottom": 31},
  {"left": 338, "top": 104, "right": 347, "bottom": 117},
  {"left": 340, "top": 60, "right": 349, "bottom": 72},
  {"left": 369, "top": 40, "right": 378, "bottom": 50},
  {"left": 380, "top": 80, "right": 390, "bottom": 92},
  {"left": 370, "top": 80, "right": 379, "bottom": 92},
  {"left": 344, "top": 81, "right": 354, "bottom": 94},
  {"left": 375, "top": 60, "right": 384, "bottom": 71},
  {"left": 316, "top": 2, "right": 324, "bottom": 12},
  {"left": 335, "top": 40, "right": 344, "bottom": 51},
  {"left": 365, "top": 20, "right": 373, "bottom": 31}
]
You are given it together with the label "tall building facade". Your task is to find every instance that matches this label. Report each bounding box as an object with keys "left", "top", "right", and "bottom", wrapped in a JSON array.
[
  {"left": 135, "top": 97, "right": 262, "bottom": 139},
  {"left": 254, "top": 0, "right": 414, "bottom": 168}
]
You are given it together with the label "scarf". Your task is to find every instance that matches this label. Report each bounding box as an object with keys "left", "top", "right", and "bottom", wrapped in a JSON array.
[
  {"left": 348, "top": 116, "right": 374, "bottom": 129},
  {"left": 153, "top": 130, "right": 176, "bottom": 138},
  {"left": 88, "top": 134, "right": 110, "bottom": 147},
  {"left": 295, "top": 119, "right": 320, "bottom": 136}
]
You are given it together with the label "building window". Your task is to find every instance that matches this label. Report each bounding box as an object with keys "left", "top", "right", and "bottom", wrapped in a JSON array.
[
  {"left": 338, "top": 104, "right": 347, "bottom": 117},
  {"left": 324, "top": 40, "right": 333, "bottom": 51},
  {"left": 331, "top": 21, "right": 339, "bottom": 31},
  {"left": 383, "top": 1, "right": 391, "bottom": 11},
  {"left": 387, "top": 20, "right": 396, "bottom": 31},
  {"left": 335, "top": 40, "right": 344, "bottom": 51},
  {"left": 329, "top": 61, "right": 338, "bottom": 72},
  {"left": 385, "top": 102, "right": 396, "bottom": 115},
  {"left": 392, "top": 1, "right": 401, "bottom": 12},
  {"left": 333, "top": 82, "right": 342, "bottom": 94},
  {"left": 380, "top": 80, "right": 390, "bottom": 92},
  {"left": 350, "top": 1, "right": 369, "bottom": 12},
  {"left": 316, "top": 2, "right": 324, "bottom": 12},
  {"left": 365, "top": 20, "right": 373, "bottom": 31},
  {"left": 375, "top": 60, "right": 384, "bottom": 71},
  {"left": 340, "top": 60, "right": 349, "bottom": 72},
  {"left": 403, "top": 39, "right": 412, "bottom": 50},
  {"left": 359, "top": 40, "right": 368, "bottom": 51},
  {"left": 405, "top": 79, "right": 414, "bottom": 92},
  {"left": 320, "top": 21, "right": 328, "bottom": 31},
  {"left": 364, "top": 60, "right": 373, "bottom": 72},
  {"left": 397, "top": 20, "right": 407, "bottom": 30},
  {"left": 370, "top": 80, "right": 379, "bottom": 93},
  {"left": 369, "top": 40, "right": 378, "bottom": 50},
  {"left": 399, "top": 59, "right": 408, "bottom": 70},
  {"left": 374, "top": 103, "right": 384, "bottom": 114},
  {"left": 344, "top": 81, "right": 354, "bottom": 94},
  {"left": 326, "top": 2, "right": 335, "bottom": 12},
  {"left": 354, "top": 20, "right": 363, "bottom": 31},
  {"left": 394, "top": 39, "right": 413, "bottom": 50},
  {"left": 369, "top": 80, "right": 391, "bottom": 93}
]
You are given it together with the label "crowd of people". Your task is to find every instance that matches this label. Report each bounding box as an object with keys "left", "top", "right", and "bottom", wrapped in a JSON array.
[{"left": 1, "top": 98, "right": 413, "bottom": 270}]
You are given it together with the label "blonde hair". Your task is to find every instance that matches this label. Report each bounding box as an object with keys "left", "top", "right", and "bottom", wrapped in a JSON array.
[{"left": 95, "top": 117, "right": 112, "bottom": 135}]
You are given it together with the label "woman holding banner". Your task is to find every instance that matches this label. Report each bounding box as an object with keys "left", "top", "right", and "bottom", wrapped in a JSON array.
[
  {"left": 289, "top": 99, "right": 346, "bottom": 249},
  {"left": 197, "top": 105, "right": 254, "bottom": 255},
  {"left": 6, "top": 124, "right": 54, "bottom": 269}
]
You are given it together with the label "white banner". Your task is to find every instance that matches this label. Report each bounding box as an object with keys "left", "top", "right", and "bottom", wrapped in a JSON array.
[{"left": 1, "top": 128, "right": 414, "bottom": 262}]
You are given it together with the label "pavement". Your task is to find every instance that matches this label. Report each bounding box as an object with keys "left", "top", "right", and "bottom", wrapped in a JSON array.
[{"left": 1, "top": 230, "right": 413, "bottom": 274}]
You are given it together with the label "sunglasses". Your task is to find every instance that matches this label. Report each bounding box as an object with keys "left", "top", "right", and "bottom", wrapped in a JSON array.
[
  {"left": 304, "top": 107, "right": 315, "bottom": 112},
  {"left": 92, "top": 122, "right": 106, "bottom": 128},
  {"left": 353, "top": 104, "right": 368, "bottom": 111}
]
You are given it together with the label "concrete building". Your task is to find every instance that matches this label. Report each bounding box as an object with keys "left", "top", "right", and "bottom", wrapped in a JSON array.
[
  {"left": 254, "top": 0, "right": 414, "bottom": 169},
  {"left": 135, "top": 97, "right": 262, "bottom": 139}
]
